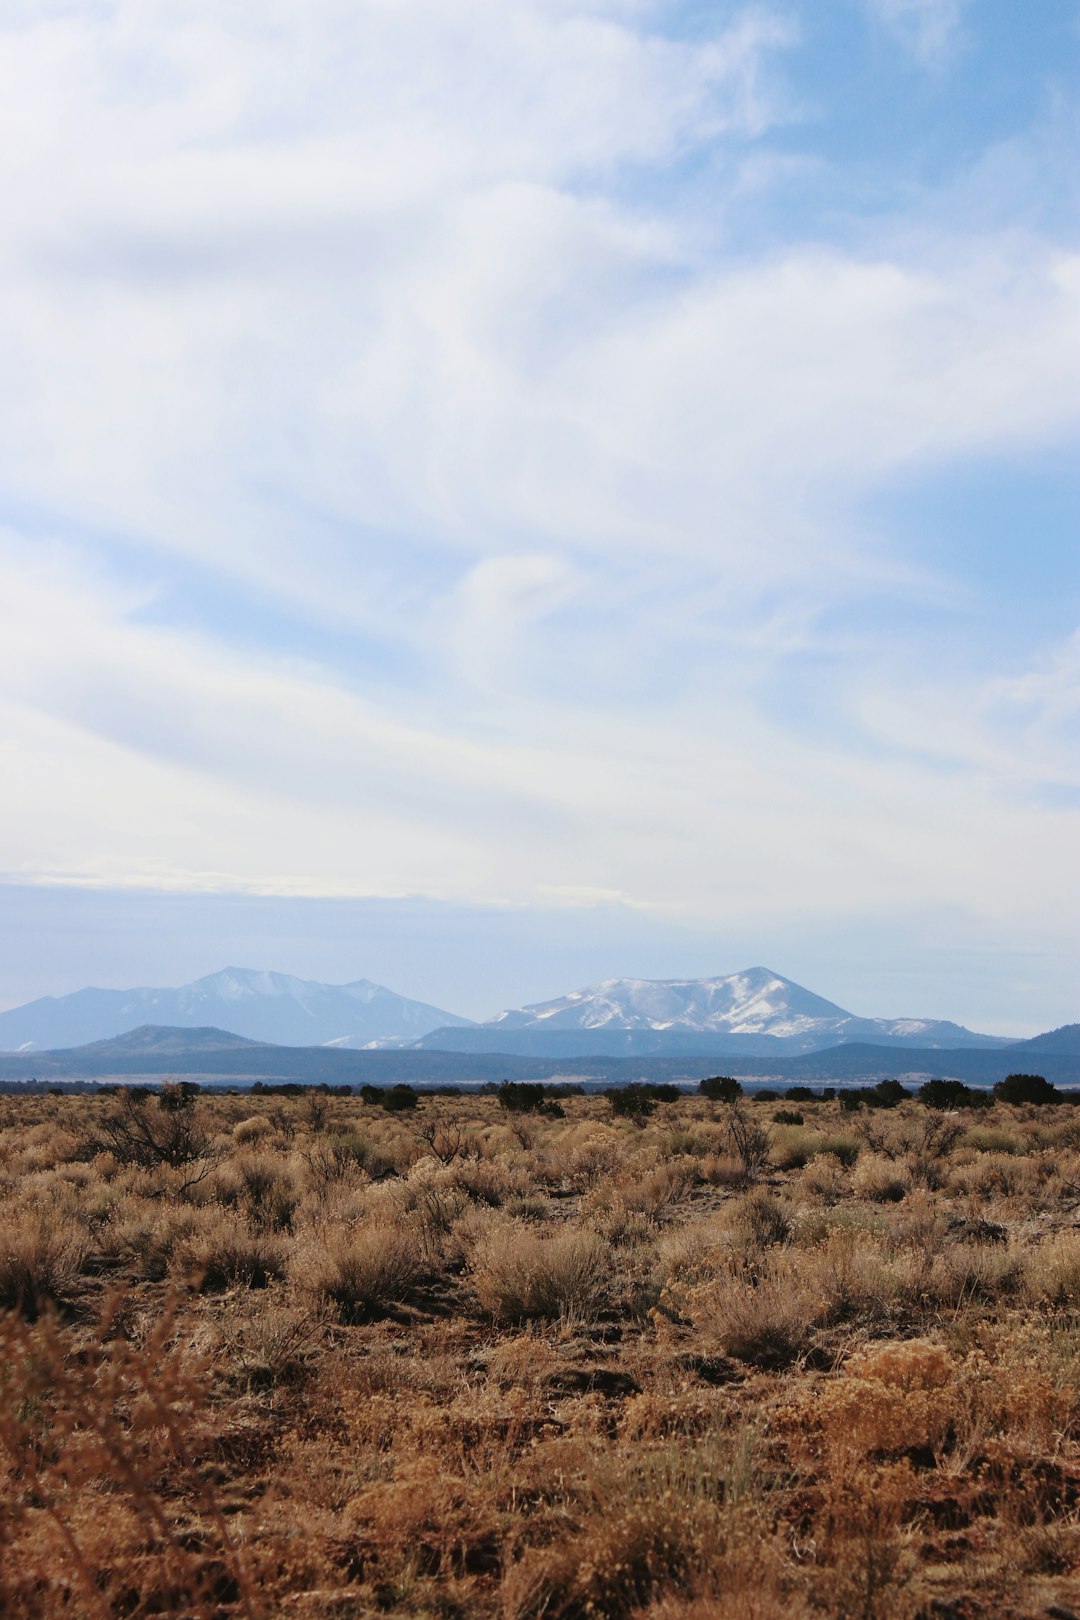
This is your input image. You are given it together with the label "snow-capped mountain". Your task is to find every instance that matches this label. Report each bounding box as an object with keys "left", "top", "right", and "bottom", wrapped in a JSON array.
[
  {"left": 0, "top": 968, "right": 473, "bottom": 1053},
  {"left": 415, "top": 967, "right": 1009, "bottom": 1057}
]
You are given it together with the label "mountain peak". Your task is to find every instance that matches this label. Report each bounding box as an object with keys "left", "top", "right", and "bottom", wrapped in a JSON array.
[
  {"left": 435, "top": 967, "right": 1008, "bottom": 1056},
  {"left": 0, "top": 970, "right": 473, "bottom": 1053}
]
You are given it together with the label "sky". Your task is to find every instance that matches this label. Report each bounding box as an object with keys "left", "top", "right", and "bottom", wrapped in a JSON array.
[{"left": 0, "top": 0, "right": 1077, "bottom": 1033}]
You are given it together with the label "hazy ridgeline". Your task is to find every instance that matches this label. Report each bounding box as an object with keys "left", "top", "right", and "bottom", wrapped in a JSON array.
[{"left": 2, "top": 1085, "right": 1080, "bottom": 1617}]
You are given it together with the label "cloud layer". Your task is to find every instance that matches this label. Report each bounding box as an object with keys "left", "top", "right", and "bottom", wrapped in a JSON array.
[{"left": 1, "top": 1, "right": 1077, "bottom": 1015}]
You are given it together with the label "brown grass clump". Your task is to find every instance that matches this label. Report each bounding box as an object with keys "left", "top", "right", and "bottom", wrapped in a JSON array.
[
  {"left": 673, "top": 1254, "right": 823, "bottom": 1368},
  {"left": 304, "top": 1221, "right": 423, "bottom": 1320},
  {"left": 0, "top": 1212, "right": 88, "bottom": 1319},
  {"left": 174, "top": 1211, "right": 289, "bottom": 1292},
  {"left": 470, "top": 1222, "right": 608, "bottom": 1321}
]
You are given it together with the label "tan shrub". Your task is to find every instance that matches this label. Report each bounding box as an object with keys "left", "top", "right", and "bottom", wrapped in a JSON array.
[
  {"left": 0, "top": 1213, "right": 88, "bottom": 1319},
  {"left": 449, "top": 1156, "right": 532, "bottom": 1207},
  {"left": 797, "top": 1226, "right": 918, "bottom": 1324},
  {"left": 558, "top": 1123, "right": 623, "bottom": 1190},
  {"left": 104, "top": 1202, "right": 205, "bottom": 1280},
  {"left": 232, "top": 1114, "right": 273, "bottom": 1145},
  {"left": 1024, "top": 1231, "right": 1080, "bottom": 1307},
  {"left": 173, "top": 1211, "right": 289, "bottom": 1291},
  {"left": 304, "top": 1222, "right": 423, "bottom": 1320},
  {"left": 796, "top": 1157, "right": 847, "bottom": 1206},
  {"left": 470, "top": 1223, "right": 608, "bottom": 1322},
  {"left": 965, "top": 1125, "right": 1024, "bottom": 1155},
  {"left": 676, "top": 1255, "right": 824, "bottom": 1367},
  {"left": 729, "top": 1187, "right": 793, "bottom": 1251},
  {"left": 929, "top": 1241, "right": 1021, "bottom": 1307},
  {"left": 771, "top": 1128, "right": 813, "bottom": 1171},
  {"left": 655, "top": 1218, "right": 729, "bottom": 1287},
  {"left": 852, "top": 1156, "right": 906, "bottom": 1203},
  {"left": 807, "top": 1342, "right": 955, "bottom": 1476},
  {"left": 592, "top": 1159, "right": 695, "bottom": 1222},
  {"left": 698, "top": 1152, "right": 747, "bottom": 1188},
  {"left": 816, "top": 1132, "right": 860, "bottom": 1168},
  {"left": 951, "top": 1151, "right": 1028, "bottom": 1199}
]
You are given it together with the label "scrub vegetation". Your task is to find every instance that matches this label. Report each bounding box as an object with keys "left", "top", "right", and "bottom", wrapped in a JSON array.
[{"left": 2, "top": 1083, "right": 1080, "bottom": 1617}]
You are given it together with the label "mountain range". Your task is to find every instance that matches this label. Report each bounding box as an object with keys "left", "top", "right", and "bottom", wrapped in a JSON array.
[
  {"left": 0, "top": 967, "right": 472, "bottom": 1053},
  {"left": 416, "top": 967, "right": 1011, "bottom": 1057},
  {"left": 0, "top": 962, "right": 1037, "bottom": 1060}
]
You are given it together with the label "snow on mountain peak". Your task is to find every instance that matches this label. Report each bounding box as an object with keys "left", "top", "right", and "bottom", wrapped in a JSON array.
[
  {"left": 0, "top": 969, "right": 473, "bottom": 1052},
  {"left": 475, "top": 968, "right": 997, "bottom": 1051}
]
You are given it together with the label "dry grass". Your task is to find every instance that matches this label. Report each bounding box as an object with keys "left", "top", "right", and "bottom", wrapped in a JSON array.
[
  {"left": 0, "top": 1086, "right": 1079, "bottom": 1617},
  {"left": 303, "top": 1222, "right": 424, "bottom": 1320},
  {"left": 469, "top": 1221, "right": 608, "bottom": 1321}
]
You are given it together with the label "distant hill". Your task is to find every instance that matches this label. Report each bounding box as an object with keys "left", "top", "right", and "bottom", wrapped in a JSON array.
[
  {"left": 0, "top": 968, "right": 473, "bottom": 1052},
  {"left": 0, "top": 1026, "right": 605, "bottom": 1086},
  {"left": 1, "top": 1023, "right": 1078, "bottom": 1089},
  {"left": 416, "top": 966, "right": 1011, "bottom": 1058},
  {"left": 1007, "top": 1024, "right": 1080, "bottom": 1056},
  {"left": 71, "top": 1025, "right": 263, "bottom": 1058}
]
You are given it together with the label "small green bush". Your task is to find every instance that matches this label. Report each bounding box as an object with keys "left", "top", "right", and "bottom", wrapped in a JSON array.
[
  {"left": 993, "top": 1073, "right": 1058, "bottom": 1106},
  {"left": 919, "top": 1079, "right": 990, "bottom": 1109},
  {"left": 698, "top": 1076, "right": 742, "bottom": 1102}
]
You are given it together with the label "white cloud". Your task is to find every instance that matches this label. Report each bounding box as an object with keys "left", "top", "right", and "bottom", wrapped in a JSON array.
[
  {"left": 0, "top": 530, "right": 1076, "bottom": 959},
  {"left": 863, "top": 0, "right": 969, "bottom": 67},
  {"left": 0, "top": 0, "right": 1076, "bottom": 992}
]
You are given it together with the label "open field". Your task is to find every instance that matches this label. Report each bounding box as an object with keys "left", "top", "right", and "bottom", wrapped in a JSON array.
[{"left": 2, "top": 1086, "right": 1080, "bottom": 1618}]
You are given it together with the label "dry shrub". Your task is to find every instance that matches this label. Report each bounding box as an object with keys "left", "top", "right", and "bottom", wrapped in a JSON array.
[
  {"left": 235, "top": 1151, "right": 300, "bottom": 1230},
  {"left": 449, "top": 1156, "right": 532, "bottom": 1207},
  {"left": 797, "top": 1226, "right": 915, "bottom": 1325},
  {"left": 0, "top": 1212, "right": 88, "bottom": 1320},
  {"left": 0, "top": 1304, "right": 260, "bottom": 1617},
  {"left": 502, "top": 1432, "right": 770, "bottom": 1620},
  {"left": 1024, "top": 1231, "right": 1080, "bottom": 1306},
  {"left": 385, "top": 1169, "right": 469, "bottom": 1254},
  {"left": 729, "top": 1188, "right": 793, "bottom": 1251},
  {"left": 214, "top": 1297, "right": 320, "bottom": 1390},
  {"left": 103, "top": 1201, "right": 205, "bottom": 1281},
  {"left": 302, "top": 1128, "right": 390, "bottom": 1188},
  {"left": 558, "top": 1123, "right": 623, "bottom": 1190},
  {"left": 233, "top": 1114, "right": 274, "bottom": 1145},
  {"left": 679, "top": 1260, "right": 823, "bottom": 1367},
  {"left": 852, "top": 1156, "right": 906, "bottom": 1203},
  {"left": 809, "top": 1463, "right": 918, "bottom": 1620},
  {"left": 771, "top": 1129, "right": 812, "bottom": 1171},
  {"left": 173, "top": 1212, "right": 289, "bottom": 1292},
  {"left": 594, "top": 1160, "right": 696, "bottom": 1222},
  {"left": 304, "top": 1222, "right": 423, "bottom": 1320},
  {"left": 89, "top": 1090, "right": 214, "bottom": 1171},
  {"left": 484, "top": 1331, "right": 561, "bottom": 1389},
  {"left": 795, "top": 1157, "right": 847, "bottom": 1206},
  {"left": 816, "top": 1133, "right": 861, "bottom": 1168},
  {"left": 929, "top": 1239, "right": 1021, "bottom": 1306},
  {"left": 814, "top": 1341, "right": 955, "bottom": 1461},
  {"left": 663, "top": 1125, "right": 722, "bottom": 1159},
  {"left": 656, "top": 1218, "right": 729, "bottom": 1287},
  {"left": 965, "top": 1125, "right": 1024, "bottom": 1155},
  {"left": 698, "top": 1153, "right": 747, "bottom": 1189},
  {"left": 886, "top": 1188, "right": 947, "bottom": 1254},
  {"left": 952, "top": 1151, "right": 1031, "bottom": 1200},
  {"left": 470, "top": 1223, "right": 608, "bottom": 1322}
]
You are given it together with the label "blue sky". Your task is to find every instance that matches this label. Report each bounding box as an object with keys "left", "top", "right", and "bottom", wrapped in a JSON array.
[{"left": 0, "top": 0, "right": 1077, "bottom": 1032}]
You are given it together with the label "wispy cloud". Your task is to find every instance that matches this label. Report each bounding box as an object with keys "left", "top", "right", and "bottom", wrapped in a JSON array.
[
  {"left": 0, "top": 1, "right": 1077, "bottom": 1012},
  {"left": 863, "top": 0, "right": 970, "bottom": 67}
]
